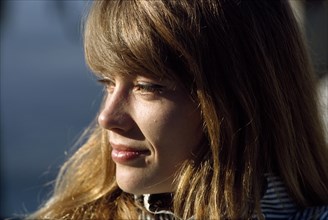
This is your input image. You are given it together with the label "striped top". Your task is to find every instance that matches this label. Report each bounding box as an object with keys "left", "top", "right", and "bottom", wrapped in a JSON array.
[
  {"left": 135, "top": 174, "right": 328, "bottom": 219},
  {"left": 256, "top": 174, "right": 328, "bottom": 219}
]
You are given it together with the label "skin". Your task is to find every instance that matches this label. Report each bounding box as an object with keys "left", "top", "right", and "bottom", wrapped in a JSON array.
[{"left": 98, "top": 73, "right": 203, "bottom": 195}]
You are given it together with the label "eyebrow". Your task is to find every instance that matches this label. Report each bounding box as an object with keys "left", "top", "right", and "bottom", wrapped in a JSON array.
[
  {"left": 92, "top": 69, "right": 119, "bottom": 80},
  {"left": 93, "top": 72, "right": 111, "bottom": 79},
  {"left": 94, "top": 71, "right": 137, "bottom": 83}
]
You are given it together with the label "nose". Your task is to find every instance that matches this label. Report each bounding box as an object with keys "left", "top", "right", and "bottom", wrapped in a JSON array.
[{"left": 98, "top": 89, "right": 133, "bottom": 132}]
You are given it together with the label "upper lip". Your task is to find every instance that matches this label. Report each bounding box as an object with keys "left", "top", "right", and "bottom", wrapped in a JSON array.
[{"left": 110, "top": 143, "right": 149, "bottom": 152}]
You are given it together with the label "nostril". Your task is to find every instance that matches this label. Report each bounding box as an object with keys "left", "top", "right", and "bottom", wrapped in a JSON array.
[
  {"left": 98, "top": 112, "right": 107, "bottom": 128},
  {"left": 98, "top": 87, "right": 133, "bottom": 131},
  {"left": 98, "top": 107, "right": 133, "bottom": 132},
  {"left": 98, "top": 110, "right": 112, "bottom": 129},
  {"left": 98, "top": 109, "right": 118, "bottom": 129}
]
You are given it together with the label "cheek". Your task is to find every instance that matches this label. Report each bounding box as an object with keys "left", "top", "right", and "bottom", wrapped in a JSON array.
[
  {"left": 165, "top": 109, "right": 203, "bottom": 152},
  {"left": 140, "top": 101, "right": 203, "bottom": 156}
]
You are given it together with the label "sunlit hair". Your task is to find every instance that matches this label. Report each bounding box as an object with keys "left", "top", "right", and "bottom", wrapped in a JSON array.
[{"left": 29, "top": 0, "right": 328, "bottom": 219}]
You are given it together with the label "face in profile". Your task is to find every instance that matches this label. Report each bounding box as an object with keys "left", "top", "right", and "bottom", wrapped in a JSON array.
[{"left": 98, "top": 73, "right": 203, "bottom": 195}]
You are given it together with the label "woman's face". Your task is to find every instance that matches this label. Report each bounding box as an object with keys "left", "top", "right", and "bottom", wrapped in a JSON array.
[{"left": 98, "top": 73, "right": 203, "bottom": 195}]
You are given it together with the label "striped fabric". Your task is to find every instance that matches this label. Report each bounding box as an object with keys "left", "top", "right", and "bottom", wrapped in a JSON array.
[
  {"left": 256, "top": 174, "right": 328, "bottom": 219},
  {"left": 136, "top": 174, "right": 328, "bottom": 219},
  {"left": 258, "top": 174, "right": 299, "bottom": 218}
]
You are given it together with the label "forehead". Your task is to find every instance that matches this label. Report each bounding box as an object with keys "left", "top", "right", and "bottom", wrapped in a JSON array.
[
  {"left": 85, "top": 0, "right": 194, "bottom": 91},
  {"left": 85, "top": 2, "right": 153, "bottom": 68}
]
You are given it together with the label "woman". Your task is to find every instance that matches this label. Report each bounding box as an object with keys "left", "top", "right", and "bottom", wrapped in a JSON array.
[{"left": 30, "top": 0, "right": 328, "bottom": 219}]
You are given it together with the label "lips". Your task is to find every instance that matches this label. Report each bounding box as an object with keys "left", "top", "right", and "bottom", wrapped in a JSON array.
[{"left": 110, "top": 144, "right": 149, "bottom": 164}]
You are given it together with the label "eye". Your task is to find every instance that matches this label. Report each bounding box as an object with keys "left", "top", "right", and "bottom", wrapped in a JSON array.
[
  {"left": 97, "top": 78, "right": 115, "bottom": 93},
  {"left": 135, "top": 82, "right": 165, "bottom": 95}
]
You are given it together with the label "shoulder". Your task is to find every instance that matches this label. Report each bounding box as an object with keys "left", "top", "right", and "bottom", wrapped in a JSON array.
[
  {"left": 289, "top": 206, "right": 328, "bottom": 220},
  {"left": 259, "top": 174, "right": 298, "bottom": 219},
  {"left": 259, "top": 174, "right": 328, "bottom": 219}
]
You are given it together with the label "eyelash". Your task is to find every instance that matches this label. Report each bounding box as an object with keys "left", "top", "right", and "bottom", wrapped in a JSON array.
[
  {"left": 135, "top": 82, "right": 164, "bottom": 94},
  {"left": 97, "top": 79, "right": 165, "bottom": 95},
  {"left": 98, "top": 78, "right": 115, "bottom": 91}
]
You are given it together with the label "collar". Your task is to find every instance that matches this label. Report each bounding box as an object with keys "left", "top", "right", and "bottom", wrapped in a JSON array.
[{"left": 134, "top": 193, "right": 176, "bottom": 216}]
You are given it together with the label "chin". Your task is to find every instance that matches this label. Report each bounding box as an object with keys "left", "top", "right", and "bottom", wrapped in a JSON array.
[
  {"left": 115, "top": 167, "right": 175, "bottom": 195},
  {"left": 116, "top": 180, "right": 143, "bottom": 194},
  {"left": 117, "top": 180, "right": 172, "bottom": 195}
]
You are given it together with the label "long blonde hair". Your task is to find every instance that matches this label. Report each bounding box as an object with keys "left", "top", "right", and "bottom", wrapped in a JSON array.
[{"left": 30, "top": 0, "right": 328, "bottom": 219}]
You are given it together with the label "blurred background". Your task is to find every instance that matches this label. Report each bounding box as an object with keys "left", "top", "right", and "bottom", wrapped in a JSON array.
[
  {"left": 0, "top": 0, "right": 327, "bottom": 219},
  {"left": 1, "top": 1, "right": 102, "bottom": 218}
]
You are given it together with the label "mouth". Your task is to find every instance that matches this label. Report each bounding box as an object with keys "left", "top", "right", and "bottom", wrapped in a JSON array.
[{"left": 110, "top": 144, "right": 150, "bottom": 164}]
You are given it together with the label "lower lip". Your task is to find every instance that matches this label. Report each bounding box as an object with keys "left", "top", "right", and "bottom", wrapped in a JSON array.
[{"left": 111, "top": 149, "right": 148, "bottom": 163}]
